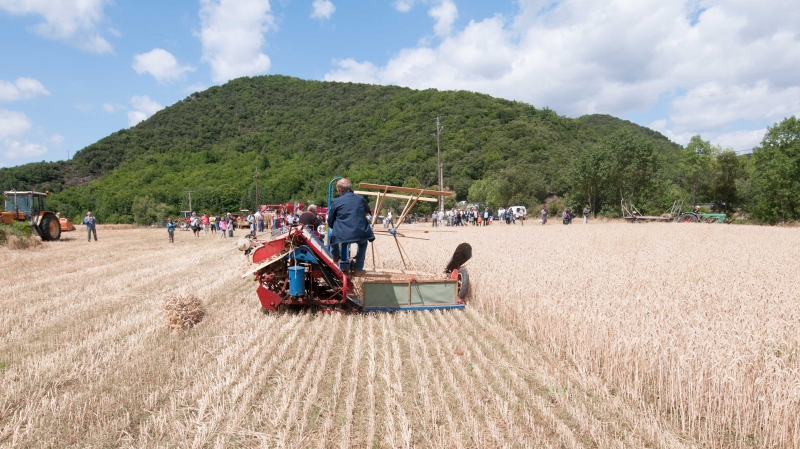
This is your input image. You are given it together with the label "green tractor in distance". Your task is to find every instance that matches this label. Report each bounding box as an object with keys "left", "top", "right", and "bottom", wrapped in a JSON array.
[{"left": 1, "top": 191, "right": 63, "bottom": 241}]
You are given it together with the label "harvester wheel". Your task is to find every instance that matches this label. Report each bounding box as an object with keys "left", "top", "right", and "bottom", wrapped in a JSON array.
[
  {"left": 680, "top": 214, "right": 698, "bottom": 223},
  {"left": 39, "top": 213, "right": 61, "bottom": 241},
  {"left": 457, "top": 268, "right": 469, "bottom": 300}
]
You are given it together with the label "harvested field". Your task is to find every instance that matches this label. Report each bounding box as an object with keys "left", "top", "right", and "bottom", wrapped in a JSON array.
[{"left": 0, "top": 224, "right": 798, "bottom": 448}]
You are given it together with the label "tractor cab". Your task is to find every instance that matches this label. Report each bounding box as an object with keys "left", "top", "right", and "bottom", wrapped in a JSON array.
[
  {"left": 3, "top": 191, "right": 46, "bottom": 223},
  {"left": 2, "top": 190, "right": 62, "bottom": 240}
]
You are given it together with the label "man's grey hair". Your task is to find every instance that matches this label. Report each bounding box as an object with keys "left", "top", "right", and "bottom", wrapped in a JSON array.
[
  {"left": 308, "top": 204, "right": 318, "bottom": 213},
  {"left": 336, "top": 178, "right": 353, "bottom": 193}
]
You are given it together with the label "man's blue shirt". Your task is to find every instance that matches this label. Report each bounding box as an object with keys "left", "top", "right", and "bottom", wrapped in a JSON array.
[{"left": 327, "top": 191, "right": 375, "bottom": 245}]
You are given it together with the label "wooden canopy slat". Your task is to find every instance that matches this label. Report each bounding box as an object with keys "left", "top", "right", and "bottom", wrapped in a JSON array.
[
  {"left": 358, "top": 183, "right": 454, "bottom": 197},
  {"left": 354, "top": 191, "right": 438, "bottom": 203}
]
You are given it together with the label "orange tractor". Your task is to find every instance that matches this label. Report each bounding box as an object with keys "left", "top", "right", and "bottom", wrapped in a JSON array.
[{"left": 2, "top": 190, "right": 74, "bottom": 241}]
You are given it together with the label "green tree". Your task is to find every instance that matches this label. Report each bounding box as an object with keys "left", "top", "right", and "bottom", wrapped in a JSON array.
[
  {"left": 604, "top": 130, "right": 658, "bottom": 207},
  {"left": 680, "top": 135, "right": 715, "bottom": 207},
  {"left": 131, "top": 195, "right": 168, "bottom": 225},
  {"left": 751, "top": 117, "right": 800, "bottom": 223},
  {"left": 709, "top": 150, "right": 745, "bottom": 213},
  {"left": 572, "top": 145, "right": 605, "bottom": 217}
]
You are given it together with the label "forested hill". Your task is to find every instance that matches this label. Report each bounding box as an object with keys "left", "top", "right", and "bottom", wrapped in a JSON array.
[
  {"left": 577, "top": 114, "right": 682, "bottom": 152},
  {"left": 0, "top": 75, "right": 684, "bottom": 223}
]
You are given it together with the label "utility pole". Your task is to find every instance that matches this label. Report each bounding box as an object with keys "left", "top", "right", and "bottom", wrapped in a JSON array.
[
  {"left": 183, "top": 190, "right": 195, "bottom": 213},
  {"left": 435, "top": 117, "right": 444, "bottom": 212},
  {"left": 253, "top": 168, "right": 259, "bottom": 210}
]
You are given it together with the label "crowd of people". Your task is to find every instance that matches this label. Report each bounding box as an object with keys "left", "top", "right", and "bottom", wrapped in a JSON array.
[
  {"left": 162, "top": 205, "right": 328, "bottom": 243},
  {"left": 91, "top": 192, "right": 595, "bottom": 245}
]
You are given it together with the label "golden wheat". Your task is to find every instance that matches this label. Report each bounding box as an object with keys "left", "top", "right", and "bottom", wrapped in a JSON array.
[{"left": 0, "top": 223, "right": 797, "bottom": 447}]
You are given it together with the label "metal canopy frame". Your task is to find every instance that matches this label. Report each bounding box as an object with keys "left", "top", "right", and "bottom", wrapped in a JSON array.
[{"left": 358, "top": 182, "right": 453, "bottom": 276}]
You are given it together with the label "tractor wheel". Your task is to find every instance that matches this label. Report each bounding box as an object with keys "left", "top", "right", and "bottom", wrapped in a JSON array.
[
  {"left": 457, "top": 268, "right": 470, "bottom": 300},
  {"left": 680, "top": 214, "right": 698, "bottom": 223},
  {"left": 39, "top": 213, "right": 61, "bottom": 241}
]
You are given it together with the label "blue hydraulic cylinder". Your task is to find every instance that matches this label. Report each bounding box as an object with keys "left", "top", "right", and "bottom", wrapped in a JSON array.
[{"left": 288, "top": 266, "right": 306, "bottom": 297}]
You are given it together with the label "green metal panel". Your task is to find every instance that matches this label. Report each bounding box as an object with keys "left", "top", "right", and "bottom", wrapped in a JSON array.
[
  {"left": 363, "top": 281, "right": 458, "bottom": 309},
  {"left": 700, "top": 213, "right": 726, "bottom": 223},
  {"left": 362, "top": 283, "right": 406, "bottom": 308}
]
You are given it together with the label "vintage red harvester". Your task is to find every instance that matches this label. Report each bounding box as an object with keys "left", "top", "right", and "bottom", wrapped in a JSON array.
[{"left": 241, "top": 181, "right": 471, "bottom": 312}]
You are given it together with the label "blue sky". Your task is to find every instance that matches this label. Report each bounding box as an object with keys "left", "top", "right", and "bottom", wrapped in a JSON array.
[{"left": 2, "top": 0, "right": 799, "bottom": 168}]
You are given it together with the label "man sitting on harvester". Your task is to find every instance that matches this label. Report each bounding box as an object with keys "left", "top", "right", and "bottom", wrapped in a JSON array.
[{"left": 327, "top": 178, "right": 375, "bottom": 274}]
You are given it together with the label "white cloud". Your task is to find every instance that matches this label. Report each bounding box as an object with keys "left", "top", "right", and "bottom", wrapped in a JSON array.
[
  {"left": 324, "top": 0, "right": 800, "bottom": 154},
  {"left": 394, "top": 0, "right": 415, "bottom": 13},
  {"left": 132, "top": 48, "right": 195, "bottom": 83},
  {"left": 326, "top": 59, "right": 380, "bottom": 84},
  {"left": 648, "top": 119, "right": 668, "bottom": 133},
  {"left": 102, "top": 103, "right": 125, "bottom": 113},
  {"left": 126, "top": 111, "right": 148, "bottom": 126},
  {"left": 310, "top": 0, "right": 335, "bottom": 20},
  {"left": 713, "top": 129, "right": 767, "bottom": 153},
  {"left": 198, "top": 0, "right": 274, "bottom": 83},
  {"left": 429, "top": 0, "right": 457, "bottom": 37},
  {"left": 669, "top": 82, "right": 800, "bottom": 134},
  {"left": 127, "top": 95, "right": 163, "bottom": 127},
  {"left": 50, "top": 134, "right": 64, "bottom": 145},
  {"left": 0, "top": 109, "right": 31, "bottom": 138},
  {"left": 0, "top": 0, "right": 112, "bottom": 53},
  {"left": 2, "top": 139, "right": 47, "bottom": 159},
  {"left": 184, "top": 83, "right": 209, "bottom": 94},
  {"left": 0, "top": 77, "right": 49, "bottom": 102},
  {"left": 74, "top": 103, "right": 93, "bottom": 112}
]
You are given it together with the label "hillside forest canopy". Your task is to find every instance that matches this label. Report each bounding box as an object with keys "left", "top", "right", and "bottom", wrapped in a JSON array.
[{"left": 1, "top": 75, "right": 798, "bottom": 225}]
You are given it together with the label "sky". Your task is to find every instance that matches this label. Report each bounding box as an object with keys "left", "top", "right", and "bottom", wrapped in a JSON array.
[{"left": 1, "top": 0, "right": 799, "bottom": 168}]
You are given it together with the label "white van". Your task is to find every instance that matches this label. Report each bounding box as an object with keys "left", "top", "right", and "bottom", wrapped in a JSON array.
[{"left": 507, "top": 206, "right": 527, "bottom": 218}]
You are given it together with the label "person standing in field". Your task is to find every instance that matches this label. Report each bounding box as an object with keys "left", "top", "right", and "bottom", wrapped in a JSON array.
[
  {"left": 255, "top": 209, "right": 263, "bottom": 233},
  {"left": 166, "top": 218, "right": 175, "bottom": 243},
  {"left": 583, "top": 205, "right": 590, "bottom": 224},
  {"left": 83, "top": 211, "right": 97, "bottom": 242},
  {"left": 247, "top": 211, "right": 255, "bottom": 237},
  {"left": 541, "top": 207, "right": 548, "bottom": 225},
  {"left": 385, "top": 210, "right": 393, "bottom": 228},
  {"left": 226, "top": 213, "right": 234, "bottom": 238},
  {"left": 210, "top": 215, "right": 217, "bottom": 235},
  {"left": 190, "top": 212, "right": 199, "bottom": 237},
  {"left": 201, "top": 213, "right": 210, "bottom": 235},
  {"left": 219, "top": 218, "right": 227, "bottom": 238}
]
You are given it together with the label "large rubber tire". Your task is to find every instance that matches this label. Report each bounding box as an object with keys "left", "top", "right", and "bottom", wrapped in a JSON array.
[
  {"left": 457, "top": 268, "right": 469, "bottom": 300},
  {"left": 39, "top": 213, "right": 61, "bottom": 241},
  {"left": 680, "top": 213, "right": 699, "bottom": 223}
]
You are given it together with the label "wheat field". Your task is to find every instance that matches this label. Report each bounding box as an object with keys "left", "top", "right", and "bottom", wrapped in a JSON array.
[{"left": 1, "top": 223, "right": 798, "bottom": 448}]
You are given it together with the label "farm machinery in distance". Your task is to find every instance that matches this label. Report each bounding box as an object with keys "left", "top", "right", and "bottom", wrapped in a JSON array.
[
  {"left": 622, "top": 199, "right": 726, "bottom": 223},
  {"left": 240, "top": 181, "right": 471, "bottom": 313},
  {"left": 2, "top": 190, "right": 75, "bottom": 241}
]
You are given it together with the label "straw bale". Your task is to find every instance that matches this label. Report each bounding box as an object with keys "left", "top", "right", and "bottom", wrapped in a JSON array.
[{"left": 163, "top": 293, "right": 206, "bottom": 331}]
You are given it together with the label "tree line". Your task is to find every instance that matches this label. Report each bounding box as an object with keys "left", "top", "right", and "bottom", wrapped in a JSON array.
[{"left": 0, "top": 76, "right": 797, "bottom": 224}]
